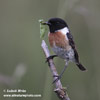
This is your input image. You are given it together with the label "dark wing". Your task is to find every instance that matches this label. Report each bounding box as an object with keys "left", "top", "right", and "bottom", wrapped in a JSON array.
[
  {"left": 67, "top": 32, "right": 79, "bottom": 62},
  {"left": 67, "top": 32, "right": 87, "bottom": 71}
]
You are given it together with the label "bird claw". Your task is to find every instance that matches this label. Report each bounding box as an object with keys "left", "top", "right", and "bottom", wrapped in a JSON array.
[
  {"left": 45, "top": 55, "right": 57, "bottom": 63},
  {"left": 52, "top": 75, "right": 61, "bottom": 84}
]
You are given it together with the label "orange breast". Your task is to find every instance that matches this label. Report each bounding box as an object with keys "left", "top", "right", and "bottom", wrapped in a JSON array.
[{"left": 48, "top": 32, "right": 71, "bottom": 50}]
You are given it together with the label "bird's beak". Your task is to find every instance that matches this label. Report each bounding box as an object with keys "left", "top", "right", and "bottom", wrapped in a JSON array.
[{"left": 42, "top": 22, "right": 51, "bottom": 25}]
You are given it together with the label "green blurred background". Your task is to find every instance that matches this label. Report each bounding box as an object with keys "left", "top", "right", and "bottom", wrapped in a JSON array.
[{"left": 0, "top": 0, "right": 100, "bottom": 100}]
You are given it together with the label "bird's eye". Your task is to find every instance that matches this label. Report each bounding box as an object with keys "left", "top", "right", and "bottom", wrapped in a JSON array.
[{"left": 56, "top": 22, "right": 60, "bottom": 24}]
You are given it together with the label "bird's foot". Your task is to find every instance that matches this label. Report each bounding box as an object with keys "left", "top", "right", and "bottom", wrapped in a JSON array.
[
  {"left": 45, "top": 55, "right": 58, "bottom": 63},
  {"left": 52, "top": 75, "right": 61, "bottom": 84}
]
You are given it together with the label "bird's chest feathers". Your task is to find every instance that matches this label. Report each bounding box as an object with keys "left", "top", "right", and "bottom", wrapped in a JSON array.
[
  {"left": 48, "top": 28, "right": 73, "bottom": 59},
  {"left": 49, "top": 31, "right": 70, "bottom": 50}
]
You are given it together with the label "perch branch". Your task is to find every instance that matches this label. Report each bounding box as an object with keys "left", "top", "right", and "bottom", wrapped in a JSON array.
[{"left": 41, "top": 40, "right": 70, "bottom": 100}]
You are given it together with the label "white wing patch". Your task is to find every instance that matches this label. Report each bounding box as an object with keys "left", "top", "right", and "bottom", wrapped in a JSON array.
[
  {"left": 58, "top": 27, "right": 69, "bottom": 41},
  {"left": 59, "top": 27, "right": 69, "bottom": 35}
]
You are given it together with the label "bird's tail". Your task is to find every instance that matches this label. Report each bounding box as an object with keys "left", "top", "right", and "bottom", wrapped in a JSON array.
[{"left": 76, "top": 63, "right": 87, "bottom": 71}]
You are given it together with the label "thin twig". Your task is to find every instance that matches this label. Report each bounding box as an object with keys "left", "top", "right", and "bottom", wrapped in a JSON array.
[{"left": 41, "top": 40, "right": 70, "bottom": 100}]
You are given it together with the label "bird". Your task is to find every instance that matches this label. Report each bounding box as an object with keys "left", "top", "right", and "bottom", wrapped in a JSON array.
[{"left": 43, "top": 18, "right": 86, "bottom": 82}]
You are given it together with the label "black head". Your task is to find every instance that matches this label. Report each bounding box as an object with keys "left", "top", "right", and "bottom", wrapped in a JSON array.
[{"left": 43, "top": 18, "right": 68, "bottom": 33}]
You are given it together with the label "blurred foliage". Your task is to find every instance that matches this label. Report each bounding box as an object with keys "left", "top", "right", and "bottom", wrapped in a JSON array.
[
  {"left": 39, "top": 19, "right": 47, "bottom": 38},
  {"left": 0, "top": 0, "right": 100, "bottom": 100}
]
